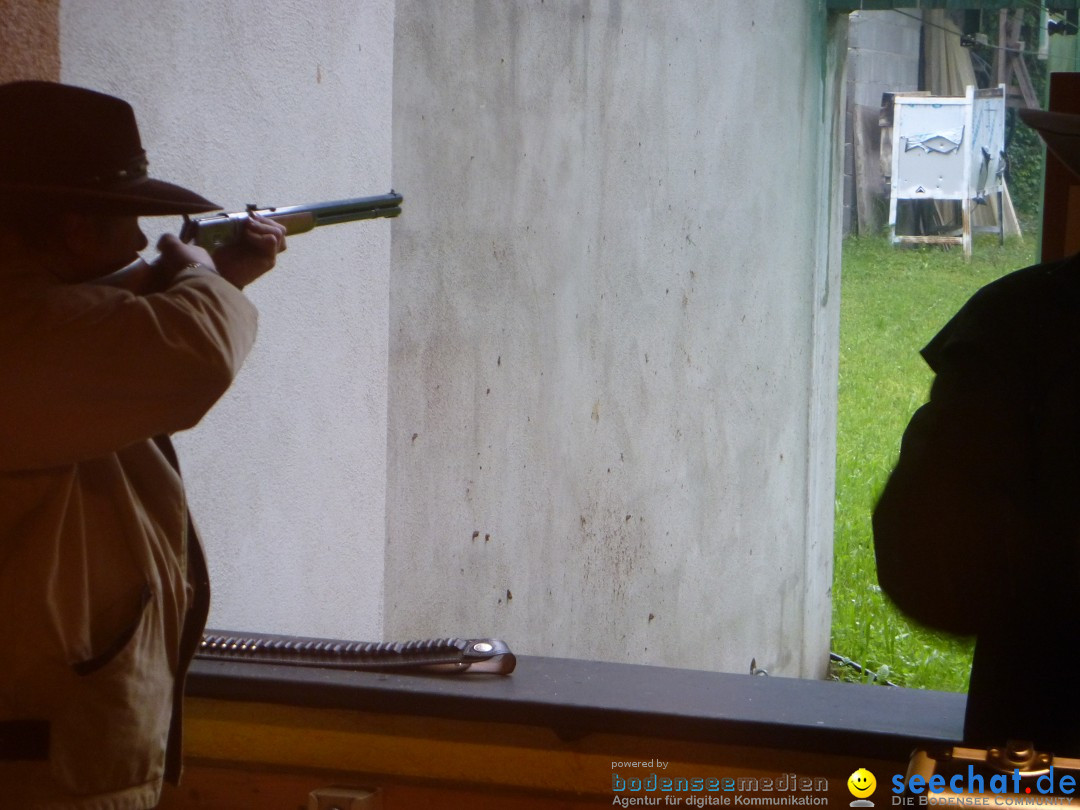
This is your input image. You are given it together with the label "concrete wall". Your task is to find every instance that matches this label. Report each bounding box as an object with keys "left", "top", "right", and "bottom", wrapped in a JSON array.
[
  {"left": 58, "top": 0, "right": 395, "bottom": 640},
  {"left": 387, "top": 2, "right": 845, "bottom": 677},
  {"left": 32, "top": 0, "right": 845, "bottom": 678}
]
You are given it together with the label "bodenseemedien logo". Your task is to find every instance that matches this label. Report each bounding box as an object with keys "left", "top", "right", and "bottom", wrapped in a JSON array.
[
  {"left": 610, "top": 770, "right": 830, "bottom": 805},
  {"left": 849, "top": 768, "right": 878, "bottom": 807}
]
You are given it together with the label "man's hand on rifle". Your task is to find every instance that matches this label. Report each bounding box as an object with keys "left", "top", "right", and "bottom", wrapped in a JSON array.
[
  {"left": 209, "top": 211, "right": 287, "bottom": 289},
  {"left": 158, "top": 211, "right": 286, "bottom": 289}
]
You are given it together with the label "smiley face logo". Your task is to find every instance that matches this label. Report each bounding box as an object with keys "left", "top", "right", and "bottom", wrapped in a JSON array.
[{"left": 848, "top": 768, "right": 877, "bottom": 799}]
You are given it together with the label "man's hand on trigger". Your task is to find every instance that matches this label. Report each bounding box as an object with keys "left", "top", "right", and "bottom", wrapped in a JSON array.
[{"left": 210, "top": 212, "right": 287, "bottom": 289}]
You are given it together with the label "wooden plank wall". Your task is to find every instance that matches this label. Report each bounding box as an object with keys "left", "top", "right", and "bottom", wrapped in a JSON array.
[
  {"left": 1041, "top": 73, "right": 1080, "bottom": 262},
  {"left": 156, "top": 697, "right": 908, "bottom": 809}
]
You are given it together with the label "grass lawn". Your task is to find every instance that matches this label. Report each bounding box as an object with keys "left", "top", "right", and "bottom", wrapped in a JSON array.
[{"left": 831, "top": 234, "right": 1039, "bottom": 692}]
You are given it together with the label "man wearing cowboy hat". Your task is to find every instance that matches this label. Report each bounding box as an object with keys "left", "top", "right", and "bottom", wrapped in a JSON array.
[
  {"left": 0, "top": 81, "right": 286, "bottom": 808},
  {"left": 875, "top": 108, "right": 1080, "bottom": 757}
]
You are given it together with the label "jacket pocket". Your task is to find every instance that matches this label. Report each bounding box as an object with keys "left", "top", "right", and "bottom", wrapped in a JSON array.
[
  {"left": 71, "top": 583, "right": 152, "bottom": 677},
  {"left": 51, "top": 588, "right": 173, "bottom": 797}
]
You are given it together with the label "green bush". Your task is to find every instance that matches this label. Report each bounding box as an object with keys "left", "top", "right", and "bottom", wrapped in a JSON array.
[{"left": 1007, "top": 108, "right": 1045, "bottom": 229}]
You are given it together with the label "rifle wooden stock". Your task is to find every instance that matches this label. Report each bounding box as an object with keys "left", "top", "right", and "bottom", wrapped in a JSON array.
[{"left": 180, "top": 191, "right": 402, "bottom": 251}]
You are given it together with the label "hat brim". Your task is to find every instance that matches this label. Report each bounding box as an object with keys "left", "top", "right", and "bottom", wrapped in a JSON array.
[
  {"left": 1019, "top": 108, "right": 1080, "bottom": 180},
  {"left": 0, "top": 176, "right": 219, "bottom": 216}
]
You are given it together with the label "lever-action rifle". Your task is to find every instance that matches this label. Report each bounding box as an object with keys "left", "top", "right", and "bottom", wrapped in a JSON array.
[{"left": 180, "top": 190, "right": 403, "bottom": 251}]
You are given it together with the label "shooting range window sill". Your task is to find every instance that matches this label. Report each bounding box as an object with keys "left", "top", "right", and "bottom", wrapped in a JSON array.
[{"left": 186, "top": 653, "right": 966, "bottom": 760}]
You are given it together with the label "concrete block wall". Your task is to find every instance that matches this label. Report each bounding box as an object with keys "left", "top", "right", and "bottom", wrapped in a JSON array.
[
  {"left": 843, "top": 9, "right": 922, "bottom": 234},
  {"left": 847, "top": 9, "right": 922, "bottom": 109}
]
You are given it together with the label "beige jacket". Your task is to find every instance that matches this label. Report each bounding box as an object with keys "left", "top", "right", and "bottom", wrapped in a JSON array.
[{"left": 0, "top": 257, "right": 257, "bottom": 809}]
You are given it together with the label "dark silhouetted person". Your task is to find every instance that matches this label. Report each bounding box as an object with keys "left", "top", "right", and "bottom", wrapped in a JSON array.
[{"left": 874, "top": 108, "right": 1080, "bottom": 756}]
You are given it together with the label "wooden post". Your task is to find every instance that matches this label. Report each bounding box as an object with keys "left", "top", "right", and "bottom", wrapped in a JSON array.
[{"left": 995, "top": 10, "right": 1008, "bottom": 88}]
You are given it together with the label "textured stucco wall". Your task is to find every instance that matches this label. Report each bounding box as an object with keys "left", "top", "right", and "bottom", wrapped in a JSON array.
[
  {"left": 0, "top": 0, "right": 60, "bottom": 83},
  {"left": 58, "top": 0, "right": 395, "bottom": 639},
  {"left": 388, "top": 2, "right": 844, "bottom": 676}
]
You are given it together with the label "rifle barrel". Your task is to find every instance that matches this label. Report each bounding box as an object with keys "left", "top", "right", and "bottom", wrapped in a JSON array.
[{"left": 261, "top": 192, "right": 403, "bottom": 225}]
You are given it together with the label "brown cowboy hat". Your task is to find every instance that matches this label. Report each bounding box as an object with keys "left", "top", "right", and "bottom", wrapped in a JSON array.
[
  {"left": 0, "top": 81, "right": 219, "bottom": 215},
  {"left": 1019, "top": 108, "right": 1080, "bottom": 180}
]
